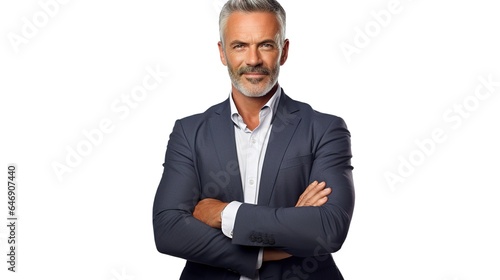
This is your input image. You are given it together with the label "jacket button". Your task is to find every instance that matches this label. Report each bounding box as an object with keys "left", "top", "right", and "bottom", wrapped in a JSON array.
[
  {"left": 269, "top": 236, "right": 275, "bottom": 245},
  {"left": 256, "top": 234, "right": 263, "bottom": 243}
]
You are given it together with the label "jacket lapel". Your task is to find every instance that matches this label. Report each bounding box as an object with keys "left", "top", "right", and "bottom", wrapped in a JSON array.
[
  {"left": 208, "top": 100, "right": 244, "bottom": 202},
  {"left": 258, "top": 93, "right": 302, "bottom": 206}
]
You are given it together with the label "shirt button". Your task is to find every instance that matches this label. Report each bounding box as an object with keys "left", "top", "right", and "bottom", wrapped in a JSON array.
[
  {"left": 251, "top": 138, "right": 256, "bottom": 144},
  {"left": 249, "top": 179, "right": 255, "bottom": 185}
]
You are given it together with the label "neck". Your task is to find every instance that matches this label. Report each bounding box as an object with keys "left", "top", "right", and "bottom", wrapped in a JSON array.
[{"left": 232, "top": 83, "right": 279, "bottom": 130}]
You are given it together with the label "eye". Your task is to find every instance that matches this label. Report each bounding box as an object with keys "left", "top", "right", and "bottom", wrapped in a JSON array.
[
  {"left": 233, "top": 44, "right": 244, "bottom": 49},
  {"left": 261, "top": 43, "right": 275, "bottom": 49}
]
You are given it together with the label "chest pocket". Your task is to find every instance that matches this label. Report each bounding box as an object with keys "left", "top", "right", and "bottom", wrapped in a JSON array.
[{"left": 279, "top": 153, "right": 313, "bottom": 170}]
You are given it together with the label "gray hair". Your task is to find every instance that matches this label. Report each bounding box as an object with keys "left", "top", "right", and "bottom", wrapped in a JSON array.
[{"left": 219, "top": 0, "right": 286, "bottom": 48}]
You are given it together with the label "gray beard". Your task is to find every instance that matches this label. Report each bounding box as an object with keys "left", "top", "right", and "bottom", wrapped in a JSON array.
[{"left": 228, "top": 65, "right": 280, "bottom": 98}]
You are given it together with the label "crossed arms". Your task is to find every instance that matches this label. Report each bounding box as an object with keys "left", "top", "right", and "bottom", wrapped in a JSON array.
[
  {"left": 152, "top": 116, "right": 355, "bottom": 277},
  {"left": 193, "top": 180, "right": 332, "bottom": 261}
]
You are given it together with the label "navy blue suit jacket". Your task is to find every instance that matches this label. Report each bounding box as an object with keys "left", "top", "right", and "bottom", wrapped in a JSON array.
[{"left": 153, "top": 91, "right": 355, "bottom": 279}]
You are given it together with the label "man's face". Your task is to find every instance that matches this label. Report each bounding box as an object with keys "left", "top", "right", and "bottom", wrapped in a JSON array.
[{"left": 218, "top": 12, "right": 289, "bottom": 98}]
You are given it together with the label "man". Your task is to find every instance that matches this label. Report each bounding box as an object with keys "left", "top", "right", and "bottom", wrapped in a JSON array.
[{"left": 152, "top": 0, "right": 355, "bottom": 279}]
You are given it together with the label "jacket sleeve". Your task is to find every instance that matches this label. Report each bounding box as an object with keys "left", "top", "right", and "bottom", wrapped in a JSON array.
[
  {"left": 152, "top": 120, "right": 259, "bottom": 278},
  {"left": 231, "top": 117, "right": 355, "bottom": 257}
]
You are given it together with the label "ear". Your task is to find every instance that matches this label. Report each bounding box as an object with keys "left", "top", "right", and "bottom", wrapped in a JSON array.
[
  {"left": 279, "top": 39, "right": 290, "bottom": 66},
  {"left": 218, "top": 41, "right": 228, "bottom": 66}
]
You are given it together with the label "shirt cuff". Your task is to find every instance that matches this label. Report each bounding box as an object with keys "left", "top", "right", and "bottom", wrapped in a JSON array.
[
  {"left": 221, "top": 201, "right": 242, "bottom": 238},
  {"left": 256, "top": 248, "right": 263, "bottom": 269}
]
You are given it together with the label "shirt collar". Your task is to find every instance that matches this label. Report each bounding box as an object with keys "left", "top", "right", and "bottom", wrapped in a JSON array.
[{"left": 229, "top": 86, "right": 282, "bottom": 128}]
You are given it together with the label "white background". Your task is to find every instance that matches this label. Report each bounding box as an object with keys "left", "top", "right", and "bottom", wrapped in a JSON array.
[{"left": 1, "top": 0, "right": 500, "bottom": 279}]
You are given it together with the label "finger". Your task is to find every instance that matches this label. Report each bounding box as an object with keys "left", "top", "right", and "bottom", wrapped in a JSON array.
[
  {"left": 296, "top": 181, "right": 320, "bottom": 206},
  {"left": 300, "top": 186, "right": 331, "bottom": 207},
  {"left": 297, "top": 182, "right": 325, "bottom": 206},
  {"left": 296, "top": 181, "right": 326, "bottom": 206},
  {"left": 301, "top": 181, "right": 319, "bottom": 198},
  {"left": 308, "top": 187, "right": 331, "bottom": 206}
]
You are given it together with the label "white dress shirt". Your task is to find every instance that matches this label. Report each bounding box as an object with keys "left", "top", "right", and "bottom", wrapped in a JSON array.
[{"left": 221, "top": 87, "right": 281, "bottom": 280}]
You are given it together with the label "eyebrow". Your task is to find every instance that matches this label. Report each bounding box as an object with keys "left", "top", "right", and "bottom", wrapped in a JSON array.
[{"left": 229, "top": 39, "right": 277, "bottom": 46}]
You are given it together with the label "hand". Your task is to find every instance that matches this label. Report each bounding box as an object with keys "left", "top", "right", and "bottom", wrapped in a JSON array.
[
  {"left": 295, "top": 181, "right": 331, "bottom": 207},
  {"left": 192, "top": 198, "right": 229, "bottom": 229},
  {"left": 262, "top": 181, "right": 330, "bottom": 262},
  {"left": 263, "top": 248, "right": 292, "bottom": 262}
]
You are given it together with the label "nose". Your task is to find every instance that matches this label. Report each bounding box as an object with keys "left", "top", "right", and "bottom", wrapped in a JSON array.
[{"left": 245, "top": 45, "right": 263, "bottom": 67}]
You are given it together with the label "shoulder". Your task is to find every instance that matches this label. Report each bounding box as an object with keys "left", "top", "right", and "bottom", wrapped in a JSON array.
[{"left": 282, "top": 93, "right": 348, "bottom": 130}]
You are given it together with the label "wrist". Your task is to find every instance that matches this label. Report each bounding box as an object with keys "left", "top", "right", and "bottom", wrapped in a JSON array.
[
  {"left": 220, "top": 201, "right": 242, "bottom": 238},
  {"left": 218, "top": 202, "right": 228, "bottom": 227}
]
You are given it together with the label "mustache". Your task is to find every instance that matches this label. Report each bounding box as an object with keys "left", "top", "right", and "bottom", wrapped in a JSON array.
[{"left": 237, "top": 66, "right": 271, "bottom": 76}]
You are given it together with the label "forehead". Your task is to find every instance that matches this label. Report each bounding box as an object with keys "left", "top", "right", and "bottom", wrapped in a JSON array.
[{"left": 224, "top": 11, "right": 279, "bottom": 41}]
